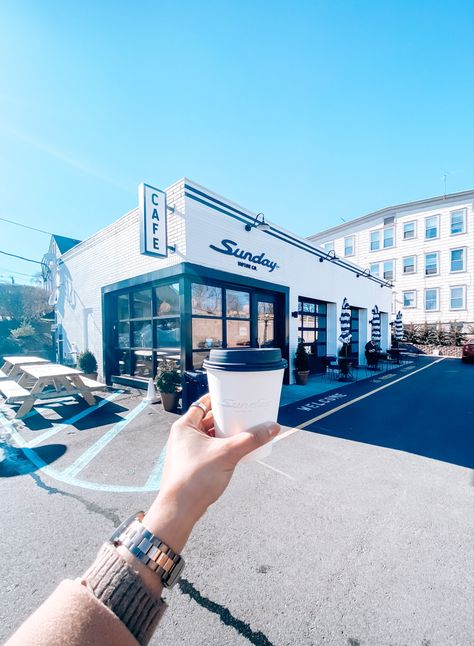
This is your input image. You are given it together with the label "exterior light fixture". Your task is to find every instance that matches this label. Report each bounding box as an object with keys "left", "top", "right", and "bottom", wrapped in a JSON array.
[
  {"left": 319, "top": 256, "right": 324, "bottom": 263},
  {"left": 167, "top": 244, "right": 177, "bottom": 253},
  {"left": 327, "top": 250, "right": 337, "bottom": 260},
  {"left": 291, "top": 310, "right": 299, "bottom": 318},
  {"left": 245, "top": 212, "right": 270, "bottom": 232}
]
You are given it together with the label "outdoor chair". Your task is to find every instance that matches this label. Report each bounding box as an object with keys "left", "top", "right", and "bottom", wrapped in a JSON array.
[{"left": 322, "top": 356, "right": 339, "bottom": 382}]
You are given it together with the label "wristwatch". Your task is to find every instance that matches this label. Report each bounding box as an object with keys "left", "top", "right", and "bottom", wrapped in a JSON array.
[{"left": 110, "top": 511, "right": 185, "bottom": 588}]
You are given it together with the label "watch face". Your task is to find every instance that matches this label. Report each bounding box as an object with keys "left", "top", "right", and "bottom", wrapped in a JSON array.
[{"left": 110, "top": 511, "right": 145, "bottom": 543}]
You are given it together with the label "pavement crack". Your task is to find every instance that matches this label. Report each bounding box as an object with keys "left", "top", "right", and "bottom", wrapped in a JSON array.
[
  {"left": 29, "top": 472, "right": 121, "bottom": 527},
  {"left": 178, "top": 577, "right": 274, "bottom": 646}
]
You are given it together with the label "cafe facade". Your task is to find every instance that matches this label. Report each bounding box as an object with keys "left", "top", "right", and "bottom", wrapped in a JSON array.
[{"left": 44, "top": 178, "right": 393, "bottom": 386}]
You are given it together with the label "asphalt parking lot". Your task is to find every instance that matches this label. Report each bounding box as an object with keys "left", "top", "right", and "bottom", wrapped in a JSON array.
[{"left": 1, "top": 356, "right": 473, "bottom": 646}]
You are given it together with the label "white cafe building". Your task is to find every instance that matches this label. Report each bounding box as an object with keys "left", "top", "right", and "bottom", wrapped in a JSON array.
[{"left": 42, "top": 179, "right": 392, "bottom": 386}]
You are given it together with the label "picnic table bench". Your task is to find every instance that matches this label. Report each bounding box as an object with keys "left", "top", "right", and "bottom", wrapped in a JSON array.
[
  {"left": 1, "top": 355, "right": 51, "bottom": 380},
  {"left": 0, "top": 363, "right": 107, "bottom": 418}
]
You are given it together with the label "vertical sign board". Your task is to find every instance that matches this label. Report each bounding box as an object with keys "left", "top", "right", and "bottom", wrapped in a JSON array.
[{"left": 139, "top": 183, "right": 168, "bottom": 257}]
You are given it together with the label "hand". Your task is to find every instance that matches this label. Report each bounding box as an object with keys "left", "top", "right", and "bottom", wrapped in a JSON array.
[{"left": 143, "top": 394, "right": 280, "bottom": 552}]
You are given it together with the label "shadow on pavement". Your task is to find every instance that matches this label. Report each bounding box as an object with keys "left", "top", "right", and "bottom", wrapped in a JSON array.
[{"left": 0, "top": 442, "right": 67, "bottom": 477}]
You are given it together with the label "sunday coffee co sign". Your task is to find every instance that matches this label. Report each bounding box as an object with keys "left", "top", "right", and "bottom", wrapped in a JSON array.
[{"left": 209, "top": 238, "right": 280, "bottom": 273}]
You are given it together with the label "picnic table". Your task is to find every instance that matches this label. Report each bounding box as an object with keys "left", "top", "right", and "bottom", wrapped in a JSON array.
[
  {"left": 1, "top": 356, "right": 50, "bottom": 381},
  {"left": 0, "top": 363, "right": 107, "bottom": 418}
]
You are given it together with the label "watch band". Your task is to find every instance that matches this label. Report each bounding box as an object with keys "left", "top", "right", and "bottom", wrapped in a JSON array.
[{"left": 110, "top": 512, "right": 185, "bottom": 589}]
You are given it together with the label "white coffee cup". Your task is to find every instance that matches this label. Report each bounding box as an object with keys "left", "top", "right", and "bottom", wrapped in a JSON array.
[{"left": 203, "top": 348, "right": 287, "bottom": 462}]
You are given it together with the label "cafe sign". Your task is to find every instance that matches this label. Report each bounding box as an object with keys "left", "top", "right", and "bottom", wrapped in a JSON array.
[{"left": 139, "top": 183, "right": 168, "bottom": 257}]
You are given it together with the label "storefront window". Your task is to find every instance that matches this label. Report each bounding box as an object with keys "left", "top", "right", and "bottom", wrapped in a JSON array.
[
  {"left": 227, "top": 320, "right": 250, "bottom": 347},
  {"left": 192, "top": 284, "right": 222, "bottom": 316},
  {"left": 349, "top": 307, "right": 359, "bottom": 359},
  {"left": 155, "top": 283, "right": 179, "bottom": 316},
  {"left": 116, "top": 350, "right": 131, "bottom": 375},
  {"left": 298, "top": 298, "right": 327, "bottom": 359},
  {"left": 192, "top": 318, "right": 222, "bottom": 350},
  {"left": 133, "top": 350, "right": 153, "bottom": 378},
  {"left": 132, "top": 321, "right": 152, "bottom": 348},
  {"left": 117, "top": 294, "right": 129, "bottom": 320},
  {"left": 226, "top": 290, "right": 250, "bottom": 318},
  {"left": 155, "top": 318, "right": 180, "bottom": 348},
  {"left": 257, "top": 302, "right": 274, "bottom": 347},
  {"left": 132, "top": 289, "right": 152, "bottom": 318},
  {"left": 117, "top": 322, "right": 130, "bottom": 348}
]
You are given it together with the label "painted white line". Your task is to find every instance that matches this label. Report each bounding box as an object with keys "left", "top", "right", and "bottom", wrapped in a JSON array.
[
  {"left": 61, "top": 400, "right": 149, "bottom": 478},
  {"left": 297, "top": 358, "right": 444, "bottom": 430},
  {"left": 256, "top": 460, "right": 296, "bottom": 480},
  {"left": 26, "top": 391, "right": 123, "bottom": 448},
  {"left": 145, "top": 445, "right": 167, "bottom": 489},
  {"left": 276, "top": 358, "right": 444, "bottom": 437}
]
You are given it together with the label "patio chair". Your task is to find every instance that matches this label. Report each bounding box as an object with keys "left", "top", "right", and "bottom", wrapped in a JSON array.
[{"left": 322, "top": 356, "right": 339, "bottom": 382}]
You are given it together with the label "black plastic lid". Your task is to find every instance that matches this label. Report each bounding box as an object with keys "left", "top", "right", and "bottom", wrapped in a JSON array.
[{"left": 203, "top": 348, "right": 287, "bottom": 372}]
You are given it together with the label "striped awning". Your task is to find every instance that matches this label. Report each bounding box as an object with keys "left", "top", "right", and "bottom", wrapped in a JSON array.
[
  {"left": 370, "top": 305, "right": 381, "bottom": 345},
  {"left": 338, "top": 297, "right": 352, "bottom": 345},
  {"left": 395, "top": 310, "right": 404, "bottom": 340}
]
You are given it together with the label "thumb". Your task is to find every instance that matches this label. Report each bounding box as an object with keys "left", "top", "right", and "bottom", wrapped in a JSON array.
[{"left": 225, "top": 421, "right": 280, "bottom": 462}]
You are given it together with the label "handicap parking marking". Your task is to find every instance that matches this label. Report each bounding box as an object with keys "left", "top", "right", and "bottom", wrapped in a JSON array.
[
  {"left": 61, "top": 399, "right": 149, "bottom": 478},
  {"left": 0, "top": 401, "right": 166, "bottom": 493}
]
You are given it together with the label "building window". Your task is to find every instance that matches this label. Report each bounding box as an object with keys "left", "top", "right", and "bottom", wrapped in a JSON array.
[
  {"left": 298, "top": 298, "right": 327, "bottom": 357},
  {"left": 383, "top": 226, "right": 394, "bottom": 248},
  {"left": 370, "top": 263, "right": 380, "bottom": 277},
  {"left": 344, "top": 235, "right": 355, "bottom": 257},
  {"left": 383, "top": 260, "right": 394, "bottom": 281},
  {"left": 450, "top": 286, "right": 465, "bottom": 310},
  {"left": 403, "top": 221, "right": 416, "bottom": 240},
  {"left": 403, "top": 291, "right": 416, "bottom": 308},
  {"left": 403, "top": 255, "right": 416, "bottom": 274},
  {"left": 450, "top": 248, "right": 465, "bottom": 272},
  {"left": 424, "top": 288, "right": 439, "bottom": 311},
  {"left": 370, "top": 231, "right": 380, "bottom": 251},
  {"left": 450, "top": 209, "right": 466, "bottom": 235},
  {"left": 425, "top": 252, "right": 438, "bottom": 276},
  {"left": 322, "top": 241, "right": 334, "bottom": 252},
  {"left": 425, "top": 215, "right": 439, "bottom": 239}
]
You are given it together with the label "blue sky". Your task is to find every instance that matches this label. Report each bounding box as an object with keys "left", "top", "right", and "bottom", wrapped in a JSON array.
[{"left": 0, "top": 0, "right": 472, "bottom": 283}]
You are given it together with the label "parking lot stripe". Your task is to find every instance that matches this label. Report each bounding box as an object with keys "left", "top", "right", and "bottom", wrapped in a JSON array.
[
  {"left": 61, "top": 399, "right": 149, "bottom": 478},
  {"left": 295, "top": 358, "right": 444, "bottom": 431},
  {"left": 145, "top": 445, "right": 167, "bottom": 490},
  {"left": 26, "top": 391, "right": 123, "bottom": 448},
  {"left": 256, "top": 460, "right": 296, "bottom": 480}
]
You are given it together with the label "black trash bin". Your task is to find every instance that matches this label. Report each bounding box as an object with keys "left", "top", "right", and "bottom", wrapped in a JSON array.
[{"left": 182, "top": 371, "right": 208, "bottom": 413}]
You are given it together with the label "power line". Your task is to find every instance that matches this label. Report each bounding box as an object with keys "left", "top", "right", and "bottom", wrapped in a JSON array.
[
  {"left": 0, "top": 216, "right": 53, "bottom": 236},
  {"left": 0, "top": 250, "right": 43, "bottom": 264},
  {"left": 0, "top": 267, "right": 38, "bottom": 277}
]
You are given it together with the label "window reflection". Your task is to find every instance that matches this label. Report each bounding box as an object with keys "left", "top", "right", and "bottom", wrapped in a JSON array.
[
  {"left": 227, "top": 320, "right": 250, "bottom": 347},
  {"left": 132, "top": 321, "right": 152, "bottom": 348},
  {"left": 192, "top": 284, "right": 222, "bottom": 316},
  {"left": 155, "top": 318, "right": 180, "bottom": 348},
  {"left": 132, "top": 290, "right": 152, "bottom": 318},
  {"left": 226, "top": 290, "right": 250, "bottom": 318},
  {"left": 192, "top": 319, "right": 222, "bottom": 349},
  {"left": 155, "top": 283, "right": 179, "bottom": 316}
]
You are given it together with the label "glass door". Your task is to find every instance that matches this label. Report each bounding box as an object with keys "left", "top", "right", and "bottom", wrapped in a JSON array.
[{"left": 256, "top": 296, "right": 276, "bottom": 348}]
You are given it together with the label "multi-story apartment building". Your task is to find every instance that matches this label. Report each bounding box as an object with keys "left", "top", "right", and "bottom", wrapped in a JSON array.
[{"left": 308, "top": 190, "right": 474, "bottom": 330}]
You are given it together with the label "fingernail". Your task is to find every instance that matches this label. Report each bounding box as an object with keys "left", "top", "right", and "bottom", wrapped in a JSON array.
[{"left": 267, "top": 423, "right": 279, "bottom": 437}]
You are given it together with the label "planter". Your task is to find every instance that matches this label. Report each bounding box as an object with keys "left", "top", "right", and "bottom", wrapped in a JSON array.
[
  {"left": 160, "top": 391, "right": 180, "bottom": 413},
  {"left": 83, "top": 372, "right": 98, "bottom": 380},
  {"left": 294, "top": 370, "right": 310, "bottom": 386}
]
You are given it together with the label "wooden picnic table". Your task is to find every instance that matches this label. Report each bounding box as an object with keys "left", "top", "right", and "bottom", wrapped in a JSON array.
[
  {"left": 0, "top": 363, "right": 107, "bottom": 418},
  {"left": 1, "top": 356, "right": 50, "bottom": 381}
]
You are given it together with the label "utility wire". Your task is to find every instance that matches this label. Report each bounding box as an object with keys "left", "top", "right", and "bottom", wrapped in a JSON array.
[
  {"left": 0, "top": 216, "right": 53, "bottom": 236},
  {"left": 0, "top": 250, "right": 43, "bottom": 264},
  {"left": 0, "top": 267, "right": 38, "bottom": 277}
]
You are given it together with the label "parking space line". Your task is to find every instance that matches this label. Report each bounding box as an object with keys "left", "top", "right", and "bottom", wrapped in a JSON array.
[
  {"left": 145, "top": 445, "right": 167, "bottom": 490},
  {"left": 256, "top": 460, "right": 296, "bottom": 480},
  {"left": 275, "top": 359, "right": 444, "bottom": 438},
  {"left": 26, "top": 391, "right": 123, "bottom": 448},
  {"left": 61, "top": 400, "right": 149, "bottom": 478}
]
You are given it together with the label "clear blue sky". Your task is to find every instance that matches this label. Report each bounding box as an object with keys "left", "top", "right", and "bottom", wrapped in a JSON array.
[{"left": 1, "top": 0, "right": 472, "bottom": 283}]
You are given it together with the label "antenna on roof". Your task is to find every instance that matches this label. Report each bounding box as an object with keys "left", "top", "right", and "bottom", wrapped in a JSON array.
[{"left": 441, "top": 168, "right": 451, "bottom": 199}]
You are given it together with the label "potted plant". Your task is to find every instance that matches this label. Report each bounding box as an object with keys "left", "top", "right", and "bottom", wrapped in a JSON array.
[
  {"left": 78, "top": 350, "right": 98, "bottom": 380},
  {"left": 156, "top": 359, "right": 181, "bottom": 412},
  {"left": 294, "top": 342, "right": 310, "bottom": 385}
]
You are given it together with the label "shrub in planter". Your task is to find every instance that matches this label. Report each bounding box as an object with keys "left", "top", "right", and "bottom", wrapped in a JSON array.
[
  {"left": 294, "top": 342, "right": 310, "bottom": 385},
  {"left": 156, "top": 359, "right": 181, "bottom": 412},
  {"left": 78, "top": 350, "right": 98, "bottom": 379}
]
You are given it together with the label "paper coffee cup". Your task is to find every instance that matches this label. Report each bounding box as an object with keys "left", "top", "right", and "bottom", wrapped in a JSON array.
[{"left": 203, "top": 349, "right": 287, "bottom": 462}]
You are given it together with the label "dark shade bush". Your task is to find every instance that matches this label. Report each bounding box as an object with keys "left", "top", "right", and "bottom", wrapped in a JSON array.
[
  {"left": 78, "top": 350, "right": 98, "bottom": 373},
  {"left": 294, "top": 342, "right": 310, "bottom": 372},
  {"left": 156, "top": 359, "right": 181, "bottom": 393}
]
